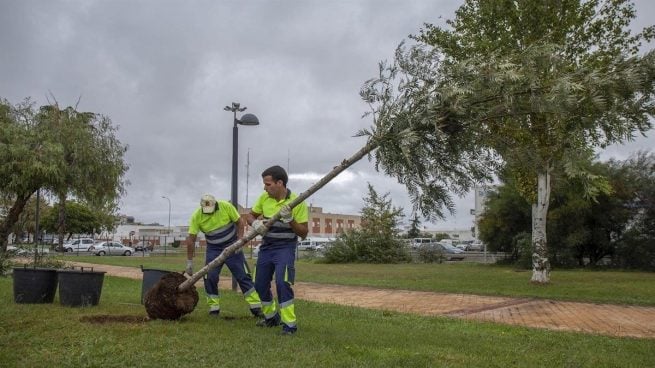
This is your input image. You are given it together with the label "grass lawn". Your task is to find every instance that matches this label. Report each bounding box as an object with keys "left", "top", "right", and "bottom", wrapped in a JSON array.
[
  {"left": 56, "top": 252, "right": 655, "bottom": 305},
  {"left": 1, "top": 275, "right": 653, "bottom": 368}
]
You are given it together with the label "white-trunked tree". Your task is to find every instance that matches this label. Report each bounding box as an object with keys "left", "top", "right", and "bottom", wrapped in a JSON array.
[{"left": 362, "top": 0, "right": 655, "bottom": 283}]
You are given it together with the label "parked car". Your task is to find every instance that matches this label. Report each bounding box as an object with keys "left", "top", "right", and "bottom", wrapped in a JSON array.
[
  {"left": 466, "top": 241, "right": 484, "bottom": 251},
  {"left": 435, "top": 242, "right": 466, "bottom": 261},
  {"left": 455, "top": 240, "right": 471, "bottom": 251},
  {"left": 8, "top": 245, "right": 50, "bottom": 256},
  {"left": 93, "top": 241, "right": 135, "bottom": 256},
  {"left": 439, "top": 242, "right": 465, "bottom": 253},
  {"left": 134, "top": 242, "right": 154, "bottom": 252},
  {"left": 298, "top": 237, "right": 333, "bottom": 251},
  {"left": 6, "top": 245, "right": 29, "bottom": 256},
  {"left": 62, "top": 238, "right": 96, "bottom": 252}
]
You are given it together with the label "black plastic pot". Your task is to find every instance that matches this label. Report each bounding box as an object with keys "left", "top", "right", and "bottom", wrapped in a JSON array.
[
  {"left": 140, "top": 266, "right": 172, "bottom": 304},
  {"left": 57, "top": 267, "right": 106, "bottom": 307},
  {"left": 13, "top": 266, "right": 58, "bottom": 304}
]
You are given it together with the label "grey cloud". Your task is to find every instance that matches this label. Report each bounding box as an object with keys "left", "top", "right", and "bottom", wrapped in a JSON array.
[{"left": 1, "top": 0, "right": 652, "bottom": 230}]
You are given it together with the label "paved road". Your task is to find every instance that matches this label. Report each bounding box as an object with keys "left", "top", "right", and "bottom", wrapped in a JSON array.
[{"left": 73, "top": 262, "right": 655, "bottom": 339}]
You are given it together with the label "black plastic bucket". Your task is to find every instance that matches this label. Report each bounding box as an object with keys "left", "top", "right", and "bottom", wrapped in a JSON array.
[
  {"left": 141, "top": 266, "right": 172, "bottom": 304},
  {"left": 58, "top": 267, "right": 106, "bottom": 307},
  {"left": 13, "top": 267, "right": 58, "bottom": 304}
]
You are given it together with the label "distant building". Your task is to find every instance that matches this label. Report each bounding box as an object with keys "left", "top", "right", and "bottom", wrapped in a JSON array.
[
  {"left": 423, "top": 228, "right": 475, "bottom": 241},
  {"left": 110, "top": 224, "right": 184, "bottom": 247},
  {"left": 307, "top": 206, "right": 361, "bottom": 238},
  {"left": 112, "top": 205, "right": 361, "bottom": 248},
  {"left": 237, "top": 205, "right": 361, "bottom": 239}
]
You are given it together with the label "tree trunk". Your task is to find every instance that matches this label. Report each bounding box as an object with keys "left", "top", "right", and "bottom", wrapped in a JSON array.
[
  {"left": 531, "top": 169, "right": 551, "bottom": 284},
  {"left": 0, "top": 192, "right": 33, "bottom": 252},
  {"left": 57, "top": 192, "right": 67, "bottom": 248}
]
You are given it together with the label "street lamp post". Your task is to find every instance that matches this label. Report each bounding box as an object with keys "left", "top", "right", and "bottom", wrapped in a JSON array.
[
  {"left": 34, "top": 189, "right": 40, "bottom": 264},
  {"left": 224, "top": 102, "right": 259, "bottom": 290},
  {"left": 161, "top": 196, "right": 171, "bottom": 234},
  {"left": 224, "top": 102, "right": 259, "bottom": 207}
]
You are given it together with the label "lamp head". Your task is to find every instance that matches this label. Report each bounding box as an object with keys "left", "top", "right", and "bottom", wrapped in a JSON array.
[{"left": 237, "top": 113, "right": 260, "bottom": 126}]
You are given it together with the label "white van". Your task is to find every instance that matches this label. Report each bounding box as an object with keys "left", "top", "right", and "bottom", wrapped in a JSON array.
[
  {"left": 62, "top": 238, "right": 95, "bottom": 252},
  {"left": 298, "top": 237, "right": 333, "bottom": 251},
  {"left": 410, "top": 238, "right": 434, "bottom": 249}
]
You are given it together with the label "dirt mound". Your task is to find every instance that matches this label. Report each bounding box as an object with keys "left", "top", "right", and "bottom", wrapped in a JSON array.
[
  {"left": 143, "top": 272, "right": 199, "bottom": 320},
  {"left": 80, "top": 315, "right": 149, "bottom": 324}
]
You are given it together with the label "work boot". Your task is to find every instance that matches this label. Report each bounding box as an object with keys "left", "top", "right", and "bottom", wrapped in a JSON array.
[
  {"left": 251, "top": 307, "right": 264, "bottom": 318},
  {"left": 280, "top": 323, "right": 297, "bottom": 335},
  {"left": 280, "top": 328, "right": 297, "bottom": 336},
  {"left": 256, "top": 314, "right": 280, "bottom": 327}
]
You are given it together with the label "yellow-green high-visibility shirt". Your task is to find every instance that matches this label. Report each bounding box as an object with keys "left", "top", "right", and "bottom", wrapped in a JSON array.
[
  {"left": 188, "top": 200, "right": 240, "bottom": 246},
  {"left": 252, "top": 189, "right": 308, "bottom": 248}
]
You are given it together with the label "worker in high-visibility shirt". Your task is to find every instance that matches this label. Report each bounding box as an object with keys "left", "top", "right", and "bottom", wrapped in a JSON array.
[
  {"left": 185, "top": 194, "right": 263, "bottom": 318},
  {"left": 248, "top": 165, "right": 308, "bottom": 335}
]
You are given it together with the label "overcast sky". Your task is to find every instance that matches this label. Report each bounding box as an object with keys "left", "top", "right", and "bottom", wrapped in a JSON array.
[{"left": 1, "top": 1, "right": 653, "bottom": 231}]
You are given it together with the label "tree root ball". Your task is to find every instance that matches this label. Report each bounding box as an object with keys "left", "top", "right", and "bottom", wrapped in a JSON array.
[{"left": 144, "top": 272, "right": 199, "bottom": 320}]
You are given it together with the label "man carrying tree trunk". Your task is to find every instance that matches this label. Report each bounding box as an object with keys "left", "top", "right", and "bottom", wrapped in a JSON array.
[
  {"left": 185, "top": 194, "right": 263, "bottom": 318},
  {"left": 248, "top": 165, "right": 309, "bottom": 335}
]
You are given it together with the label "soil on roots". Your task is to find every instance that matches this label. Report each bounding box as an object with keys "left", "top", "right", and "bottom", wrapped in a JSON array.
[{"left": 144, "top": 272, "right": 199, "bottom": 320}]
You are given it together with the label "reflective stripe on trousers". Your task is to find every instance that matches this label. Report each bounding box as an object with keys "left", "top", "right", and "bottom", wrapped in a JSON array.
[
  {"left": 206, "top": 294, "right": 220, "bottom": 312},
  {"left": 204, "top": 244, "right": 261, "bottom": 311},
  {"left": 254, "top": 246, "right": 296, "bottom": 328}
]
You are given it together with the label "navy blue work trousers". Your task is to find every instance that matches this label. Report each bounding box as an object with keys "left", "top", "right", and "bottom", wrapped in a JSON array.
[{"left": 204, "top": 244, "right": 255, "bottom": 296}]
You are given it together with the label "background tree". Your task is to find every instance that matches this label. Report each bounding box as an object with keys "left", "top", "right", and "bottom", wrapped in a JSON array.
[
  {"left": 36, "top": 102, "right": 128, "bottom": 246},
  {"left": 479, "top": 152, "right": 654, "bottom": 270},
  {"left": 0, "top": 99, "right": 60, "bottom": 252},
  {"left": 611, "top": 151, "right": 655, "bottom": 270},
  {"left": 9, "top": 195, "right": 51, "bottom": 244},
  {"left": 363, "top": 0, "right": 655, "bottom": 283},
  {"left": 478, "top": 181, "right": 532, "bottom": 257},
  {"left": 0, "top": 98, "right": 128, "bottom": 252},
  {"left": 324, "top": 184, "right": 411, "bottom": 263},
  {"left": 41, "top": 201, "right": 104, "bottom": 239},
  {"left": 406, "top": 213, "right": 422, "bottom": 238}
]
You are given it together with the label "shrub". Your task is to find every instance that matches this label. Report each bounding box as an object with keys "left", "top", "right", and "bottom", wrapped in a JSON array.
[
  {"left": 323, "top": 236, "right": 358, "bottom": 263},
  {"left": 0, "top": 254, "right": 12, "bottom": 276},
  {"left": 416, "top": 245, "right": 444, "bottom": 263},
  {"left": 513, "top": 232, "right": 533, "bottom": 270},
  {"left": 323, "top": 231, "right": 412, "bottom": 264},
  {"left": 613, "top": 231, "right": 655, "bottom": 271},
  {"left": 26, "top": 254, "right": 68, "bottom": 269}
]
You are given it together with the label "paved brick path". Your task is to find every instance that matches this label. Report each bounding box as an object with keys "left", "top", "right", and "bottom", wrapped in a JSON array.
[{"left": 73, "top": 262, "right": 655, "bottom": 339}]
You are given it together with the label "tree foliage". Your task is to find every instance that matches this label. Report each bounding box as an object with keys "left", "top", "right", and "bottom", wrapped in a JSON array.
[
  {"left": 361, "top": 0, "right": 655, "bottom": 282},
  {"left": 324, "top": 184, "right": 411, "bottom": 263},
  {"left": 6, "top": 194, "right": 50, "bottom": 243},
  {"left": 0, "top": 99, "right": 61, "bottom": 251},
  {"left": 35, "top": 103, "right": 128, "bottom": 246},
  {"left": 40, "top": 201, "right": 111, "bottom": 239},
  {"left": 477, "top": 181, "right": 532, "bottom": 255},
  {"left": 0, "top": 98, "right": 128, "bottom": 252},
  {"left": 610, "top": 151, "right": 655, "bottom": 270},
  {"left": 406, "top": 213, "right": 422, "bottom": 238},
  {"left": 479, "top": 152, "right": 655, "bottom": 270}
]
